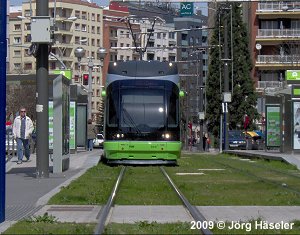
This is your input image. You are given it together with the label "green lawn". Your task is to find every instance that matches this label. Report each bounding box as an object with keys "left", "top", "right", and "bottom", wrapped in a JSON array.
[
  {"left": 3, "top": 221, "right": 95, "bottom": 234},
  {"left": 48, "top": 153, "right": 300, "bottom": 206},
  {"left": 48, "top": 163, "right": 121, "bottom": 205},
  {"left": 166, "top": 153, "right": 300, "bottom": 205},
  {"left": 115, "top": 166, "right": 181, "bottom": 205}
]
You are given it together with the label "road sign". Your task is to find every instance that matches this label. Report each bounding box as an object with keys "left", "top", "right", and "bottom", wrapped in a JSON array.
[{"left": 180, "top": 2, "right": 194, "bottom": 16}]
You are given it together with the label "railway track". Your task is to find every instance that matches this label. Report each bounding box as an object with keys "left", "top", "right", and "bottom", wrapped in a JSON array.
[{"left": 94, "top": 165, "right": 213, "bottom": 235}]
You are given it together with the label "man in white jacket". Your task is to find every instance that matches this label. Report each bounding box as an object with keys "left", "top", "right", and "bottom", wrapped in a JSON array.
[{"left": 13, "top": 107, "right": 34, "bottom": 164}]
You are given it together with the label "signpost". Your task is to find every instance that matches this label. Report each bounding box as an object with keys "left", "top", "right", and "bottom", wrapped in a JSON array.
[{"left": 180, "top": 2, "right": 194, "bottom": 17}]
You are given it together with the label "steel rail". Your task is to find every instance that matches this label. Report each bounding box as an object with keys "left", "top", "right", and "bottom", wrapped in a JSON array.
[
  {"left": 160, "top": 167, "right": 213, "bottom": 235},
  {"left": 94, "top": 166, "right": 126, "bottom": 235}
]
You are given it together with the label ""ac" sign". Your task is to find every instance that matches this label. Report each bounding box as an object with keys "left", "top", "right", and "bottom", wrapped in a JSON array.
[{"left": 180, "top": 2, "right": 194, "bottom": 16}]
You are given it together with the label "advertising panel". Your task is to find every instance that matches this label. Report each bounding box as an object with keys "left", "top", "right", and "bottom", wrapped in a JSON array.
[
  {"left": 49, "top": 101, "right": 53, "bottom": 150},
  {"left": 293, "top": 102, "right": 300, "bottom": 150},
  {"left": 266, "top": 105, "right": 280, "bottom": 147},
  {"left": 70, "top": 101, "right": 76, "bottom": 150}
]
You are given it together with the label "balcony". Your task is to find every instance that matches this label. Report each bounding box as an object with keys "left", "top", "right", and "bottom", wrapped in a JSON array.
[
  {"left": 257, "top": 29, "right": 300, "bottom": 38},
  {"left": 257, "top": 2, "right": 300, "bottom": 12},
  {"left": 257, "top": 55, "right": 300, "bottom": 63},
  {"left": 257, "top": 81, "right": 283, "bottom": 89}
]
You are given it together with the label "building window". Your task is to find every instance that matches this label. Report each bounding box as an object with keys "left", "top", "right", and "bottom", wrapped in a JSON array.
[
  {"left": 75, "top": 23, "right": 80, "bottom": 31},
  {"left": 97, "top": 77, "right": 100, "bottom": 84},
  {"left": 91, "top": 13, "right": 95, "bottom": 21},
  {"left": 14, "top": 24, "right": 21, "bottom": 31},
  {"left": 14, "top": 50, "right": 21, "bottom": 57},
  {"left": 50, "top": 62, "right": 56, "bottom": 70},
  {"left": 97, "top": 14, "right": 101, "bottom": 22},
  {"left": 82, "top": 12, "right": 87, "bottom": 20},
  {"left": 62, "top": 35, "right": 66, "bottom": 43},
  {"left": 97, "top": 27, "right": 101, "bottom": 34},
  {"left": 92, "top": 26, "right": 95, "bottom": 34},
  {"left": 91, "top": 39, "right": 95, "bottom": 46},
  {"left": 25, "top": 23, "right": 31, "bottom": 30},
  {"left": 92, "top": 101, "right": 95, "bottom": 110},
  {"left": 75, "top": 10, "right": 80, "bottom": 19},
  {"left": 14, "top": 37, "right": 21, "bottom": 44},
  {"left": 82, "top": 24, "right": 87, "bottom": 32},
  {"left": 97, "top": 39, "right": 100, "bottom": 47},
  {"left": 25, "top": 34, "right": 31, "bottom": 43},
  {"left": 96, "top": 89, "right": 100, "bottom": 97},
  {"left": 24, "top": 63, "right": 32, "bottom": 70},
  {"left": 75, "top": 36, "right": 80, "bottom": 44},
  {"left": 14, "top": 63, "right": 21, "bottom": 69}
]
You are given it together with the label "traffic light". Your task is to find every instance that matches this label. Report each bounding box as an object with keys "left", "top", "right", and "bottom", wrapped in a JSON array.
[{"left": 82, "top": 73, "right": 89, "bottom": 85}]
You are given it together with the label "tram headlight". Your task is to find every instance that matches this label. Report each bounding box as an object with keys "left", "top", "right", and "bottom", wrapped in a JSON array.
[
  {"left": 162, "top": 133, "right": 171, "bottom": 140},
  {"left": 115, "top": 133, "right": 124, "bottom": 139}
]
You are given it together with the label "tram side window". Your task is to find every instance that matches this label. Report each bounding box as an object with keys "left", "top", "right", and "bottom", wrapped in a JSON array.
[{"left": 108, "top": 92, "right": 118, "bottom": 127}]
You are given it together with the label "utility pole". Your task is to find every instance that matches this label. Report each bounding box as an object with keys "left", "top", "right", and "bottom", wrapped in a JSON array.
[
  {"left": 0, "top": 0, "right": 7, "bottom": 222},
  {"left": 197, "top": 53, "right": 204, "bottom": 151},
  {"left": 223, "top": 14, "right": 230, "bottom": 151},
  {"left": 36, "top": 0, "right": 49, "bottom": 178},
  {"left": 88, "top": 58, "right": 93, "bottom": 120}
]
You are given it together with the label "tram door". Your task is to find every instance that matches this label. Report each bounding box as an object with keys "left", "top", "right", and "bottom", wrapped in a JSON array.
[{"left": 77, "top": 105, "right": 87, "bottom": 147}]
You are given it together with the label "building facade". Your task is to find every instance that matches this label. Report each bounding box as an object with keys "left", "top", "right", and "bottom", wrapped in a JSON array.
[
  {"left": 8, "top": 0, "right": 104, "bottom": 122},
  {"left": 244, "top": 1, "right": 300, "bottom": 121}
]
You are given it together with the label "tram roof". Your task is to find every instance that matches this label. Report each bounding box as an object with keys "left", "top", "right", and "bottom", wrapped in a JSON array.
[{"left": 107, "top": 60, "right": 178, "bottom": 77}]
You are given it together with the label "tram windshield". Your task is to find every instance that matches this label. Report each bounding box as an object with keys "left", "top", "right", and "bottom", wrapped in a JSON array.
[{"left": 121, "top": 89, "right": 164, "bottom": 130}]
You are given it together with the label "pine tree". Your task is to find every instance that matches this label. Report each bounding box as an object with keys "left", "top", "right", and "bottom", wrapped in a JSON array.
[{"left": 206, "top": 3, "right": 259, "bottom": 146}]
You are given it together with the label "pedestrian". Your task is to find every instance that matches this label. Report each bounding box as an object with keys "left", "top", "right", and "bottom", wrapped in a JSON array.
[
  {"left": 13, "top": 107, "right": 34, "bottom": 164},
  {"left": 87, "top": 119, "right": 96, "bottom": 151},
  {"left": 202, "top": 133, "right": 207, "bottom": 151},
  {"left": 205, "top": 133, "right": 210, "bottom": 152}
]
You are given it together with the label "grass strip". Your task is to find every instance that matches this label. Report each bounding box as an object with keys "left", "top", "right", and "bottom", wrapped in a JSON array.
[
  {"left": 166, "top": 153, "right": 300, "bottom": 205},
  {"left": 115, "top": 166, "right": 181, "bottom": 205},
  {"left": 48, "top": 163, "right": 121, "bottom": 205}
]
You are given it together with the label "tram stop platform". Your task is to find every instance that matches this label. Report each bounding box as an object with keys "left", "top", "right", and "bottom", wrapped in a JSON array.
[{"left": 1, "top": 148, "right": 300, "bottom": 233}]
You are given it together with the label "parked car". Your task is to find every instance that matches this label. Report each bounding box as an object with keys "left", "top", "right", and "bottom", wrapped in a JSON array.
[
  {"left": 244, "top": 131, "right": 264, "bottom": 150},
  {"left": 228, "top": 130, "right": 247, "bottom": 150},
  {"left": 93, "top": 134, "right": 104, "bottom": 148}
]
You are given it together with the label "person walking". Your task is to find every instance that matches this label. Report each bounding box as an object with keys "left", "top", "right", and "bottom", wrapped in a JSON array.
[
  {"left": 87, "top": 119, "right": 96, "bottom": 151},
  {"left": 13, "top": 107, "right": 34, "bottom": 164}
]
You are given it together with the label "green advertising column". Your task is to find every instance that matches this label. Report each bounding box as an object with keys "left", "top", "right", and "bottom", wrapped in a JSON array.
[
  {"left": 266, "top": 105, "right": 281, "bottom": 149},
  {"left": 69, "top": 101, "right": 76, "bottom": 153}
]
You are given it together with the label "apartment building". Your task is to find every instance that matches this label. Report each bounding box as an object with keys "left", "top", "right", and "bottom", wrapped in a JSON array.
[
  {"left": 139, "top": 18, "right": 177, "bottom": 62},
  {"left": 246, "top": 1, "right": 300, "bottom": 91},
  {"left": 8, "top": 0, "right": 104, "bottom": 122}
]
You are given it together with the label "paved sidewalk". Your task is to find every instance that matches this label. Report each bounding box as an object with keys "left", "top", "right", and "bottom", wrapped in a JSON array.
[{"left": 0, "top": 149, "right": 102, "bottom": 233}]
